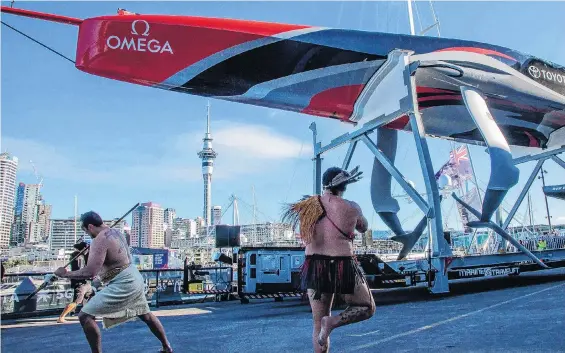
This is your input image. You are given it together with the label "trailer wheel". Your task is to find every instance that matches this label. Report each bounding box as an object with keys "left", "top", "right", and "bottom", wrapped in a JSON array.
[{"left": 240, "top": 297, "right": 250, "bottom": 304}]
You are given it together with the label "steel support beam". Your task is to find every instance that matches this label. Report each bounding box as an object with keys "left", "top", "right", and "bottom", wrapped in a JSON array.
[
  {"left": 502, "top": 159, "right": 544, "bottom": 230},
  {"left": 551, "top": 155, "right": 565, "bottom": 170},
  {"left": 512, "top": 145, "right": 565, "bottom": 165},
  {"left": 360, "top": 134, "right": 430, "bottom": 216},
  {"left": 497, "top": 147, "right": 565, "bottom": 230},
  {"left": 310, "top": 122, "right": 322, "bottom": 195},
  {"left": 403, "top": 55, "right": 450, "bottom": 294},
  {"left": 342, "top": 140, "right": 358, "bottom": 171}
]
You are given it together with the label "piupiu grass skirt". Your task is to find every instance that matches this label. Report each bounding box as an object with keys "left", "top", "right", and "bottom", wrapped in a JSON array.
[{"left": 300, "top": 254, "right": 366, "bottom": 300}]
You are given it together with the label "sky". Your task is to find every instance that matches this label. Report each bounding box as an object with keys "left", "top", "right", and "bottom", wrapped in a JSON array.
[{"left": 2, "top": 1, "right": 565, "bottom": 232}]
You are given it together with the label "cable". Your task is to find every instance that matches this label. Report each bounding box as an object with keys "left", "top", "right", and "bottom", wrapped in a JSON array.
[{"left": 1, "top": 20, "right": 75, "bottom": 65}]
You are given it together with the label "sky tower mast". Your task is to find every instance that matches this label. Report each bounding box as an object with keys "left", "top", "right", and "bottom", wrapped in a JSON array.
[{"left": 197, "top": 102, "right": 217, "bottom": 226}]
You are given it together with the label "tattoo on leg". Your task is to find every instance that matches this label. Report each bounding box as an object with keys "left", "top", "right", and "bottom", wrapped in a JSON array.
[{"left": 338, "top": 306, "right": 372, "bottom": 325}]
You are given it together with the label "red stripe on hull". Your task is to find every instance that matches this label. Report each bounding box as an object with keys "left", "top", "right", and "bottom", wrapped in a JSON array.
[
  {"left": 434, "top": 47, "right": 516, "bottom": 61},
  {"left": 524, "top": 131, "right": 541, "bottom": 148},
  {"left": 301, "top": 85, "right": 365, "bottom": 121},
  {"left": 418, "top": 95, "right": 462, "bottom": 102},
  {"left": 416, "top": 87, "right": 458, "bottom": 95}
]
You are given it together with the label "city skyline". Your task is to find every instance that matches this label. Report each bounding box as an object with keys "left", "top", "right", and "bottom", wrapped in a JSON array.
[{"left": 2, "top": 2, "right": 565, "bottom": 232}]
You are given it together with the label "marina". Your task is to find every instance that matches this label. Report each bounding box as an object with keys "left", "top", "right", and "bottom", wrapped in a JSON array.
[{"left": 1, "top": 1, "right": 565, "bottom": 352}]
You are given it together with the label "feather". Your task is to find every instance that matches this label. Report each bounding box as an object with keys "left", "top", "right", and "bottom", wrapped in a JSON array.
[{"left": 325, "top": 165, "right": 364, "bottom": 189}]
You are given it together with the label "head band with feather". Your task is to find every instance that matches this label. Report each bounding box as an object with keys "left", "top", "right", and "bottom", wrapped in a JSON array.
[{"left": 323, "top": 166, "right": 363, "bottom": 189}]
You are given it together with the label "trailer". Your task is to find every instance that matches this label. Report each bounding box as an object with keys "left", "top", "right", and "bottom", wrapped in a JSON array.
[{"left": 236, "top": 247, "right": 305, "bottom": 304}]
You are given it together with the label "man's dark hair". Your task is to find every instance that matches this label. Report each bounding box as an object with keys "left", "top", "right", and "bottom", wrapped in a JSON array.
[
  {"left": 80, "top": 211, "right": 103, "bottom": 229},
  {"left": 73, "top": 241, "right": 88, "bottom": 251},
  {"left": 322, "top": 167, "right": 347, "bottom": 194}
]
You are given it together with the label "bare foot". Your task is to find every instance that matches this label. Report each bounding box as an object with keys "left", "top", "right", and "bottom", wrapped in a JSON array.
[{"left": 318, "top": 316, "right": 332, "bottom": 351}]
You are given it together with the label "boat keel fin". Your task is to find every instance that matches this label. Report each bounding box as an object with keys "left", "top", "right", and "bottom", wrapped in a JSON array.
[
  {"left": 459, "top": 86, "right": 519, "bottom": 222},
  {"left": 390, "top": 216, "right": 428, "bottom": 260}
]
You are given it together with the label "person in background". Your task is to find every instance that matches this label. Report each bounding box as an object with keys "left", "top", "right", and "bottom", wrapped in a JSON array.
[{"left": 58, "top": 241, "right": 95, "bottom": 323}]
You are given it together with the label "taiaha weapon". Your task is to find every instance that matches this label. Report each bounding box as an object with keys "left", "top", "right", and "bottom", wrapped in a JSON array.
[{"left": 23, "top": 202, "right": 140, "bottom": 301}]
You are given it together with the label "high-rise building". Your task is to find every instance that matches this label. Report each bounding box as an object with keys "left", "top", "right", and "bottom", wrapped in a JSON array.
[
  {"left": 197, "top": 102, "right": 217, "bottom": 226},
  {"left": 12, "top": 183, "right": 42, "bottom": 244},
  {"left": 195, "top": 216, "right": 206, "bottom": 235},
  {"left": 187, "top": 219, "right": 197, "bottom": 237},
  {"left": 50, "top": 217, "right": 127, "bottom": 252},
  {"left": 37, "top": 204, "right": 52, "bottom": 242},
  {"left": 164, "top": 208, "right": 176, "bottom": 227},
  {"left": 163, "top": 208, "right": 176, "bottom": 248},
  {"left": 50, "top": 218, "right": 84, "bottom": 252},
  {"left": 130, "top": 202, "right": 165, "bottom": 248},
  {"left": 12, "top": 182, "right": 26, "bottom": 245},
  {"left": 212, "top": 206, "right": 222, "bottom": 226},
  {"left": 0, "top": 153, "right": 18, "bottom": 249}
]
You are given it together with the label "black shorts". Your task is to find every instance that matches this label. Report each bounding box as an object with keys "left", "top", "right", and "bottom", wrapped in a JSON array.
[
  {"left": 300, "top": 254, "right": 366, "bottom": 300},
  {"left": 73, "top": 282, "right": 95, "bottom": 304}
]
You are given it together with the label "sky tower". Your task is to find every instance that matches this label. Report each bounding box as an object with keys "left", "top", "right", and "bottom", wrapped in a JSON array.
[{"left": 197, "top": 102, "right": 217, "bottom": 226}]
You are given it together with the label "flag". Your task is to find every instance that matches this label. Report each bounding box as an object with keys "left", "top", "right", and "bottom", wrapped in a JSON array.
[
  {"left": 435, "top": 145, "right": 473, "bottom": 190},
  {"left": 449, "top": 145, "right": 473, "bottom": 181}
]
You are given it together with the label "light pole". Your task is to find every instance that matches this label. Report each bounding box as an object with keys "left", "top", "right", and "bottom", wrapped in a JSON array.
[{"left": 538, "top": 165, "right": 552, "bottom": 232}]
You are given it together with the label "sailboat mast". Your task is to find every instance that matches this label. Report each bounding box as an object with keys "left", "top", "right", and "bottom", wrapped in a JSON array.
[
  {"left": 252, "top": 185, "right": 257, "bottom": 245},
  {"left": 407, "top": 0, "right": 416, "bottom": 35},
  {"left": 449, "top": 142, "right": 465, "bottom": 196},
  {"left": 466, "top": 146, "right": 483, "bottom": 206},
  {"left": 528, "top": 192, "right": 533, "bottom": 228},
  {"left": 74, "top": 195, "right": 78, "bottom": 243}
]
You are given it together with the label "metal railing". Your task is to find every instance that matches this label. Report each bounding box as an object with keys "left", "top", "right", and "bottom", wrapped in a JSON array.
[
  {"left": 1, "top": 266, "right": 234, "bottom": 317},
  {"left": 505, "top": 236, "right": 565, "bottom": 253}
]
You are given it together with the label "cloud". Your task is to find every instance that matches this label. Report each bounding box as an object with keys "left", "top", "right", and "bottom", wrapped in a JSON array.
[
  {"left": 2, "top": 137, "right": 113, "bottom": 182},
  {"left": 215, "top": 123, "right": 310, "bottom": 159},
  {"left": 2, "top": 122, "right": 311, "bottom": 185},
  {"left": 553, "top": 216, "right": 565, "bottom": 225}
]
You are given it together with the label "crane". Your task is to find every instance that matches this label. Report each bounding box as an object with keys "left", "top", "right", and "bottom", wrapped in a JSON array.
[{"left": 29, "top": 159, "right": 43, "bottom": 193}]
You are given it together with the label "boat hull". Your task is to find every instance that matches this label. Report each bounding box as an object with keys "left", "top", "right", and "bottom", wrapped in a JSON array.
[{"left": 74, "top": 14, "right": 565, "bottom": 148}]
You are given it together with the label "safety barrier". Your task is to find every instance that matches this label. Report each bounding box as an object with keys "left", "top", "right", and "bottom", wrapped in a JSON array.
[
  {"left": 0, "top": 266, "right": 234, "bottom": 317},
  {"left": 505, "top": 235, "right": 565, "bottom": 253}
]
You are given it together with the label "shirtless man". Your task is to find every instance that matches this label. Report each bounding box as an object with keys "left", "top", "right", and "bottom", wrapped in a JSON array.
[
  {"left": 283, "top": 166, "right": 376, "bottom": 352},
  {"left": 54, "top": 211, "right": 173, "bottom": 353}
]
